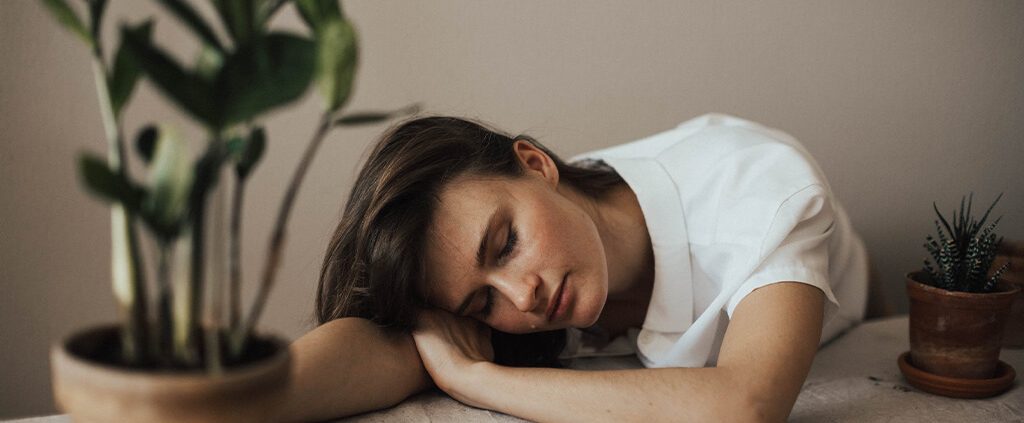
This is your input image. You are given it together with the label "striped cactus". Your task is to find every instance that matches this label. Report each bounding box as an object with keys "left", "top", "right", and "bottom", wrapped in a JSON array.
[{"left": 922, "top": 193, "right": 1006, "bottom": 293}]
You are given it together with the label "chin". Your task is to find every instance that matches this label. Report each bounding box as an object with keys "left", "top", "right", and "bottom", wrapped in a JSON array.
[{"left": 577, "top": 293, "right": 606, "bottom": 328}]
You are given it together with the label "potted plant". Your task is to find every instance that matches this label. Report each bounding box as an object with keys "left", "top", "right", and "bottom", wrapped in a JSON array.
[
  {"left": 41, "top": 0, "right": 416, "bottom": 421},
  {"left": 992, "top": 239, "right": 1024, "bottom": 348},
  {"left": 899, "top": 193, "right": 1019, "bottom": 398}
]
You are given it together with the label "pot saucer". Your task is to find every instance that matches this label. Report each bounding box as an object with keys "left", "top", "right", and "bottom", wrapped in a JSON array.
[{"left": 897, "top": 351, "right": 1016, "bottom": 398}]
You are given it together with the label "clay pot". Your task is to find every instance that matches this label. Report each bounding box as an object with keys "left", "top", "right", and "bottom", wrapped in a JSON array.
[
  {"left": 992, "top": 240, "right": 1024, "bottom": 348},
  {"left": 906, "top": 271, "right": 1019, "bottom": 379},
  {"left": 51, "top": 324, "right": 291, "bottom": 423}
]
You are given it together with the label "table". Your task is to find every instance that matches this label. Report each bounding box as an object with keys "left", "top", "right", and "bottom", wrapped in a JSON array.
[{"left": 7, "top": 316, "right": 1023, "bottom": 422}]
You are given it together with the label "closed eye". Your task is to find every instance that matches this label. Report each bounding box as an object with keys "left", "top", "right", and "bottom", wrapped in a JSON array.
[
  {"left": 498, "top": 223, "right": 518, "bottom": 262},
  {"left": 480, "top": 223, "right": 516, "bottom": 317}
]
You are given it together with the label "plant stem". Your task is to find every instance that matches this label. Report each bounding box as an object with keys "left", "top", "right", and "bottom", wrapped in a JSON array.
[
  {"left": 229, "top": 175, "right": 246, "bottom": 332},
  {"left": 230, "top": 112, "right": 333, "bottom": 356},
  {"left": 205, "top": 158, "right": 227, "bottom": 375},
  {"left": 157, "top": 244, "right": 173, "bottom": 366},
  {"left": 188, "top": 180, "right": 206, "bottom": 368},
  {"left": 91, "top": 56, "right": 150, "bottom": 366},
  {"left": 186, "top": 138, "right": 223, "bottom": 368},
  {"left": 172, "top": 231, "right": 197, "bottom": 364}
]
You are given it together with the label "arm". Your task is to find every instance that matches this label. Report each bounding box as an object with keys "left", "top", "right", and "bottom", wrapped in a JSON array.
[
  {"left": 414, "top": 282, "right": 824, "bottom": 422},
  {"left": 280, "top": 317, "right": 432, "bottom": 422}
]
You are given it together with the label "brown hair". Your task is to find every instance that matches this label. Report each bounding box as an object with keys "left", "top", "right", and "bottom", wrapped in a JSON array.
[{"left": 315, "top": 115, "right": 623, "bottom": 366}]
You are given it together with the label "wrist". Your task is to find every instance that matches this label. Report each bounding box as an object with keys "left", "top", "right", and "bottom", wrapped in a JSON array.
[{"left": 450, "top": 361, "right": 504, "bottom": 409}]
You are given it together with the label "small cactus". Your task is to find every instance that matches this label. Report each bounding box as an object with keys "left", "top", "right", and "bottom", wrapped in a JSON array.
[{"left": 922, "top": 193, "right": 1008, "bottom": 293}]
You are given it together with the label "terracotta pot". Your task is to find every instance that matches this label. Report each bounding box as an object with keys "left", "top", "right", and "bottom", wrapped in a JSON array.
[
  {"left": 906, "top": 271, "right": 1019, "bottom": 379},
  {"left": 1001, "top": 276, "right": 1024, "bottom": 349},
  {"left": 992, "top": 240, "right": 1024, "bottom": 348},
  {"left": 51, "top": 324, "right": 291, "bottom": 423}
]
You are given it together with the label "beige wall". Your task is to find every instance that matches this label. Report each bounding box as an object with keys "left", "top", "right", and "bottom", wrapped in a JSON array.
[{"left": 2, "top": 0, "right": 1022, "bottom": 418}]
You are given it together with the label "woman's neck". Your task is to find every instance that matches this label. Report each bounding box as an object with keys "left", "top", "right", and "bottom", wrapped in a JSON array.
[{"left": 565, "top": 181, "right": 655, "bottom": 331}]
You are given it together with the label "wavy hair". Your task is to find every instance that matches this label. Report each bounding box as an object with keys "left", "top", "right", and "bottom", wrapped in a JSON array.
[{"left": 315, "top": 116, "right": 623, "bottom": 366}]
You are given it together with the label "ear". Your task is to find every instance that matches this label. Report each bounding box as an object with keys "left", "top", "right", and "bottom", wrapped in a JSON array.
[{"left": 513, "top": 139, "right": 559, "bottom": 188}]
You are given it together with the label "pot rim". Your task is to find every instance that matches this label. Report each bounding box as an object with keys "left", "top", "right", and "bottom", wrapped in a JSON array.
[
  {"left": 906, "top": 271, "right": 1021, "bottom": 299},
  {"left": 52, "top": 322, "right": 291, "bottom": 386}
]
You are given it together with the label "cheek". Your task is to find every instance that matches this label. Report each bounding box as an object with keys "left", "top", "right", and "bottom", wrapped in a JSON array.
[
  {"left": 486, "top": 308, "right": 529, "bottom": 334},
  {"left": 526, "top": 204, "right": 586, "bottom": 264}
]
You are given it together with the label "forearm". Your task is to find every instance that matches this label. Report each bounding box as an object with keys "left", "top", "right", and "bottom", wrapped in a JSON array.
[
  {"left": 463, "top": 364, "right": 764, "bottom": 423},
  {"left": 281, "top": 318, "right": 431, "bottom": 422}
]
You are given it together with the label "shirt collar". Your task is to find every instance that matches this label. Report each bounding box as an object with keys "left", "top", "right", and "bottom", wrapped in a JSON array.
[{"left": 597, "top": 156, "right": 694, "bottom": 334}]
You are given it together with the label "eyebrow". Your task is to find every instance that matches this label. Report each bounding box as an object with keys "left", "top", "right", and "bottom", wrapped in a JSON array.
[{"left": 454, "top": 208, "right": 499, "bottom": 316}]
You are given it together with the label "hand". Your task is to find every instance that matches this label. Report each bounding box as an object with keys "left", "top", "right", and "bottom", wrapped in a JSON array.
[{"left": 411, "top": 308, "right": 495, "bottom": 406}]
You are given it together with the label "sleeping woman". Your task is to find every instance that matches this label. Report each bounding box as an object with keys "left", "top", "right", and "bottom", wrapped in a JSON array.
[{"left": 283, "top": 113, "right": 869, "bottom": 422}]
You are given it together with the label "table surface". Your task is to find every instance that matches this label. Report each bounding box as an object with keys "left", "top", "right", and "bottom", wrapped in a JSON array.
[{"left": 8, "top": 316, "right": 1024, "bottom": 422}]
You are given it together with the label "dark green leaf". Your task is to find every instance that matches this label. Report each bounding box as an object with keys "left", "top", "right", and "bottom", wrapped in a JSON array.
[
  {"left": 87, "top": 0, "right": 107, "bottom": 43},
  {"left": 143, "top": 126, "right": 192, "bottom": 237},
  {"left": 973, "top": 193, "right": 1003, "bottom": 237},
  {"left": 109, "top": 20, "right": 153, "bottom": 115},
  {"left": 933, "top": 202, "right": 953, "bottom": 240},
  {"left": 134, "top": 125, "right": 159, "bottom": 163},
  {"left": 40, "top": 0, "right": 92, "bottom": 46},
  {"left": 155, "top": 0, "right": 224, "bottom": 52},
  {"left": 314, "top": 19, "right": 357, "bottom": 111},
  {"left": 226, "top": 134, "right": 246, "bottom": 158},
  {"left": 212, "top": 0, "right": 256, "bottom": 45},
  {"left": 188, "top": 145, "right": 227, "bottom": 221},
  {"left": 214, "top": 33, "right": 316, "bottom": 126},
  {"left": 79, "top": 154, "right": 143, "bottom": 210},
  {"left": 236, "top": 127, "right": 266, "bottom": 179},
  {"left": 194, "top": 44, "right": 224, "bottom": 82},
  {"left": 121, "top": 24, "right": 217, "bottom": 127},
  {"left": 334, "top": 104, "right": 421, "bottom": 126},
  {"left": 295, "top": 0, "right": 343, "bottom": 32}
]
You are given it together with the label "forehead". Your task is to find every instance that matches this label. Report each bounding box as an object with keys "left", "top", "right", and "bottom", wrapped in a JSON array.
[{"left": 421, "top": 176, "right": 514, "bottom": 302}]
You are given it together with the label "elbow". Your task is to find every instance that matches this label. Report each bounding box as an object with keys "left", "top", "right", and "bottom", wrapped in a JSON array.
[{"left": 738, "top": 389, "right": 794, "bottom": 423}]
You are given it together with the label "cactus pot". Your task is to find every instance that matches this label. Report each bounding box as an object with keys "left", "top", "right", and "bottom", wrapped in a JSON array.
[
  {"left": 51, "top": 323, "right": 291, "bottom": 423},
  {"left": 991, "top": 242, "right": 1024, "bottom": 348},
  {"left": 905, "top": 271, "right": 1019, "bottom": 379}
]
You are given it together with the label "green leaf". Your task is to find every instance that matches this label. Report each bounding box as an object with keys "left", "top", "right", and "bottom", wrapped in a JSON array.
[
  {"left": 121, "top": 24, "right": 217, "bottom": 127},
  {"left": 40, "top": 0, "right": 93, "bottom": 46},
  {"left": 155, "top": 0, "right": 225, "bottom": 52},
  {"left": 79, "top": 154, "right": 143, "bottom": 210},
  {"left": 143, "top": 126, "right": 193, "bottom": 239},
  {"left": 972, "top": 193, "right": 1003, "bottom": 237},
  {"left": 214, "top": 33, "right": 316, "bottom": 126},
  {"left": 334, "top": 104, "right": 421, "bottom": 126},
  {"left": 237, "top": 127, "right": 266, "bottom": 179},
  {"left": 213, "top": 0, "right": 256, "bottom": 45},
  {"left": 86, "top": 0, "right": 107, "bottom": 43},
  {"left": 109, "top": 20, "right": 153, "bottom": 116},
  {"left": 933, "top": 202, "right": 953, "bottom": 240},
  {"left": 194, "top": 44, "right": 224, "bottom": 82},
  {"left": 314, "top": 19, "right": 358, "bottom": 111},
  {"left": 295, "top": 0, "right": 343, "bottom": 32},
  {"left": 134, "top": 125, "right": 159, "bottom": 163},
  {"left": 225, "top": 134, "right": 246, "bottom": 158},
  {"left": 188, "top": 145, "right": 227, "bottom": 220}
]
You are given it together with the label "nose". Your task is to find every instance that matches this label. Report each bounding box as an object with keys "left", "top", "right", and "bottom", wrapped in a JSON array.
[{"left": 490, "top": 270, "right": 542, "bottom": 313}]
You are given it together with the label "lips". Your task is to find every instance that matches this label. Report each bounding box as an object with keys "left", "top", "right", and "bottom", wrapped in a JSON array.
[{"left": 546, "top": 273, "right": 568, "bottom": 322}]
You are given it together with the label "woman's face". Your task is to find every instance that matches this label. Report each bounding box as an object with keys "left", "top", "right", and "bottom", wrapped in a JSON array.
[{"left": 420, "top": 142, "right": 609, "bottom": 334}]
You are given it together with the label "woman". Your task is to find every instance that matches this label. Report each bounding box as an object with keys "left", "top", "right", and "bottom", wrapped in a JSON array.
[{"left": 285, "top": 113, "right": 869, "bottom": 422}]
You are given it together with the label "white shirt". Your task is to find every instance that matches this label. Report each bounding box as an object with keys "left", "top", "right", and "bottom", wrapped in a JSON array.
[{"left": 562, "top": 113, "right": 869, "bottom": 368}]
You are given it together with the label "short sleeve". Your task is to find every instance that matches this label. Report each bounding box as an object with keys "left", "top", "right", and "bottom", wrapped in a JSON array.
[{"left": 724, "top": 184, "right": 840, "bottom": 327}]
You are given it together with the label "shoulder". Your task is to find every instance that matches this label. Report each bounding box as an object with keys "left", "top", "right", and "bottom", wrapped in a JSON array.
[
  {"left": 571, "top": 113, "right": 799, "bottom": 159},
  {"left": 572, "top": 114, "right": 827, "bottom": 191}
]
